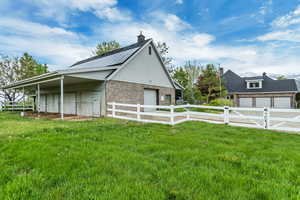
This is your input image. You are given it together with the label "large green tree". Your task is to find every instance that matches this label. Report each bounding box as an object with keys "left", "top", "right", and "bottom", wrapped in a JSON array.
[
  {"left": 0, "top": 53, "right": 48, "bottom": 103},
  {"left": 93, "top": 41, "right": 121, "bottom": 56},
  {"left": 171, "top": 62, "right": 202, "bottom": 103},
  {"left": 196, "top": 64, "right": 226, "bottom": 103}
]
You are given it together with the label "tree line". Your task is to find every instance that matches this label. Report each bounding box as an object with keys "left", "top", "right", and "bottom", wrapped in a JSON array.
[{"left": 0, "top": 53, "right": 48, "bottom": 102}]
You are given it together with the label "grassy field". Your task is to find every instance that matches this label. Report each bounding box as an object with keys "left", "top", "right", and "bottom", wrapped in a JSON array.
[{"left": 0, "top": 112, "right": 300, "bottom": 200}]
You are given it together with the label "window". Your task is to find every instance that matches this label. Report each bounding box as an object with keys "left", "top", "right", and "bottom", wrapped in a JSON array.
[
  {"left": 165, "top": 95, "right": 171, "bottom": 104},
  {"left": 148, "top": 46, "right": 152, "bottom": 55},
  {"left": 250, "top": 82, "right": 260, "bottom": 88},
  {"left": 247, "top": 81, "right": 262, "bottom": 89}
]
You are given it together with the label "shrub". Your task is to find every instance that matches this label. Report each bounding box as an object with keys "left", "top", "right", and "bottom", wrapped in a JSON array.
[{"left": 208, "top": 98, "right": 233, "bottom": 107}]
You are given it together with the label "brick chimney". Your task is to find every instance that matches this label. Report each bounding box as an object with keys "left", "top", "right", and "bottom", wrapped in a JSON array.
[{"left": 137, "top": 31, "right": 145, "bottom": 43}]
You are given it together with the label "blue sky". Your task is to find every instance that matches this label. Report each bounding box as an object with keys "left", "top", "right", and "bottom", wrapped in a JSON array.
[{"left": 1, "top": 0, "right": 300, "bottom": 75}]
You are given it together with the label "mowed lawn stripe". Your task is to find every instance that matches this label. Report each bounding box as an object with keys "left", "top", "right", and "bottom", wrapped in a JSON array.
[{"left": 0, "top": 112, "right": 299, "bottom": 200}]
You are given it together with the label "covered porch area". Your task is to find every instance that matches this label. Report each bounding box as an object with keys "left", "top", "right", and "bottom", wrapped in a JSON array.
[{"left": 2, "top": 70, "right": 111, "bottom": 119}]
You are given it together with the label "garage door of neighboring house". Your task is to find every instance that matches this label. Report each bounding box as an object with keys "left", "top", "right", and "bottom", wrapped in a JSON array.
[
  {"left": 256, "top": 98, "right": 271, "bottom": 108},
  {"left": 274, "top": 97, "right": 291, "bottom": 109},
  {"left": 63, "top": 93, "right": 76, "bottom": 115},
  {"left": 239, "top": 98, "right": 252, "bottom": 107},
  {"left": 144, "top": 89, "right": 157, "bottom": 112},
  {"left": 77, "top": 91, "right": 101, "bottom": 117}
]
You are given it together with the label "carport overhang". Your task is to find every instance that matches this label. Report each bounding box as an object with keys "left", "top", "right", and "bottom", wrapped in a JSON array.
[{"left": 2, "top": 66, "right": 118, "bottom": 119}]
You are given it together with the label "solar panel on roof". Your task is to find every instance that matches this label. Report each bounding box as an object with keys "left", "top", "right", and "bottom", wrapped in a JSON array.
[{"left": 72, "top": 47, "right": 139, "bottom": 69}]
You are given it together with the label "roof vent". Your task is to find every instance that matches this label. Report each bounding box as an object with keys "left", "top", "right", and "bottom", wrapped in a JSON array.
[{"left": 137, "top": 31, "right": 145, "bottom": 43}]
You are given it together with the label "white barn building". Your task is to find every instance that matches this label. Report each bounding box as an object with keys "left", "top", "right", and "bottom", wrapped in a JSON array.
[{"left": 3, "top": 34, "right": 183, "bottom": 118}]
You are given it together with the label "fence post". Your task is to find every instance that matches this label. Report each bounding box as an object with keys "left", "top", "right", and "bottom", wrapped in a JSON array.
[
  {"left": 186, "top": 103, "right": 190, "bottom": 120},
  {"left": 263, "top": 107, "right": 270, "bottom": 129},
  {"left": 170, "top": 105, "right": 174, "bottom": 125},
  {"left": 137, "top": 104, "right": 141, "bottom": 121},
  {"left": 224, "top": 106, "right": 229, "bottom": 125},
  {"left": 112, "top": 102, "right": 116, "bottom": 118}
]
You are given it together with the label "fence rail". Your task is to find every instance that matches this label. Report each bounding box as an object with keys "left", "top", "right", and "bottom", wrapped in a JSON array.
[
  {"left": 107, "top": 102, "right": 300, "bottom": 133},
  {"left": 0, "top": 101, "right": 34, "bottom": 112}
]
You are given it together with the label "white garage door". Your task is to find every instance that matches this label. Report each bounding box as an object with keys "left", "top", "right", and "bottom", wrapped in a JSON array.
[
  {"left": 47, "top": 94, "right": 59, "bottom": 113},
  {"left": 77, "top": 91, "right": 101, "bottom": 117},
  {"left": 256, "top": 98, "right": 271, "bottom": 108},
  {"left": 239, "top": 98, "right": 252, "bottom": 107},
  {"left": 63, "top": 93, "right": 76, "bottom": 115},
  {"left": 39, "top": 95, "right": 46, "bottom": 112},
  {"left": 144, "top": 89, "right": 157, "bottom": 112},
  {"left": 274, "top": 97, "right": 291, "bottom": 109}
]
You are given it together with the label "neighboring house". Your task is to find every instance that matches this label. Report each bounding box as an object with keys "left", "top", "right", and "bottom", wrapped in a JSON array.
[
  {"left": 3, "top": 33, "right": 181, "bottom": 118},
  {"left": 223, "top": 70, "right": 298, "bottom": 109}
]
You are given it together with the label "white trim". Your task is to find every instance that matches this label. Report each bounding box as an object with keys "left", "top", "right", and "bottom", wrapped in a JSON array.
[
  {"left": 107, "top": 102, "right": 300, "bottom": 133},
  {"left": 8, "top": 77, "right": 61, "bottom": 90},
  {"left": 3, "top": 72, "right": 58, "bottom": 89},
  {"left": 230, "top": 91, "right": 298, "bottom": 94},
  {"left": 60, "top": 76, "right": 64, "bottom": 120}
]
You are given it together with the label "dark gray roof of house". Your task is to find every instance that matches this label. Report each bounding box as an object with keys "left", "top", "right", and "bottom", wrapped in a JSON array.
[
  {"left": 70, "top": 39, "right": 151, "bottom": 68},
  {"left": 244, "top": 76, "right": 264, "bottom": 80},
  {"left": 223, "top": 70, "right": 298, "bottom": 93}
]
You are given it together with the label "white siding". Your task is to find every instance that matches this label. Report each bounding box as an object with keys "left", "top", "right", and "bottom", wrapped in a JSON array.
[{"left": 112, "top": 43, "right": 173, "bottom": 88}]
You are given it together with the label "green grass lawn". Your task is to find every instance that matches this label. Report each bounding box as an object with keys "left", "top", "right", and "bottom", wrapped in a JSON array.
[{"left": 0, "top": 112, "right": 300, "bottom": 200}]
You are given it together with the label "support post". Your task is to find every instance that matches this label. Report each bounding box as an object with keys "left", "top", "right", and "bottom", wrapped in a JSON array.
[
  {"left": 112, "top": 102, "right": 116, "bottom": 118},
  {"left": 23, "top": 87, "right": 25, "bottom": 112},
  {"left": 3, "top": 90, "right": 6, "bottom": 111},
  {"left": 170, "top": 105, "right": 174, "bottom": 125},
  {"left": 137, "top": 103, "right": 141, "bottom": 121},
  {"left": 37, "top": 84, "right": 40, "bottom": 117},
  {"left": 224, "top": 106, "right": 230, "bottom": 125},
  {"left": 60, "top": 76, "right": 64, "bottom": 120},
  {"left": 263, "top": 107, "right": 270, "bottom": 129},
  {"left": 186, "top": 103, "right": 190, "bottom": 120}
]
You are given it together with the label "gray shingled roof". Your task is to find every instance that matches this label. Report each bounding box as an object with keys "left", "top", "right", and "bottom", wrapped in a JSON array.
[
  {"left": 70, "top": 39, "right": 151, "bottom": 68},
  {"left": 223, "top": 70, "right": 298, "bottom": 93}
]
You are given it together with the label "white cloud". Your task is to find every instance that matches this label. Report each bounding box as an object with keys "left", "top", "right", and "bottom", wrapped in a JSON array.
[
  {"left": 257, "top": 5, "right": 300, "bottom": 43},
  {"left": 30, "top": 0, "right": 131, "bottom": 23},
  {"left": 272, "top": 5, "right": 300, "bottom": 28},
  {"left": 257, "top": 29, "right": 300, "bottom": 42},
  {"left": 259, "top": 0, "right": 273, "bottom": 16},
  {"left": 161, "top": 13, "right": 191, "bottom": 31},
  {"left": 0, "top": 18, "right": 92, "bottom": 69}
]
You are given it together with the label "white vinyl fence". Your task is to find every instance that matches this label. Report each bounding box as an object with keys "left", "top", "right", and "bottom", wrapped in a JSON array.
[
  {"left": 107, "top": 102, "right": 300, "bottom": 133},
  {"left": 0, "top": 101, "right": 34, "bottom": 112}
]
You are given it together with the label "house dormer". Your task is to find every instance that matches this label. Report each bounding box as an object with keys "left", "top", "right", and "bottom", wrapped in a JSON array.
[{"left": 246, "top": 79, "right": 263, "bottom": 89}]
